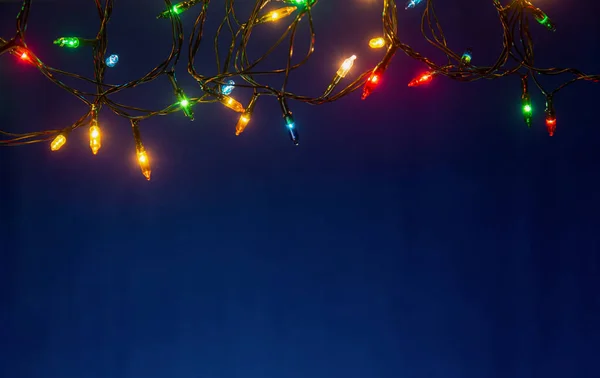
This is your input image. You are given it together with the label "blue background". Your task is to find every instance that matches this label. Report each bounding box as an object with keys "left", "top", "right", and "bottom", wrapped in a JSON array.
[{"left": 1, "top": 1, "right": 599, "bottom": 377}]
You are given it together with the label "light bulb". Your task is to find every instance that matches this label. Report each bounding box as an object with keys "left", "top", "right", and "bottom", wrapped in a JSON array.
[
  {"left": 408, "top": 72, "right": 434, "bottom": 87},
  {"left": 336, "top": 55, "right": 357, "bottom": 78},
  {"left": 284, "top": 113, "right": 299, "bottom": 145},
  {"left": 235, "top": 114, "right": 251, "bottom": 136},
  {"left": 369, "top": 38, "right": 386, "bottom": 49},
  {"left": 53, "top": 37, "right": 80, "bottom": 48},
  {"left": 362, "top": 66, "right": 384, "bottom": 100},
  {"left": 406, "top": 0, "right": 423, "bottom": 10},
  {"left": 220, "top": 96, "right": 245, "bottom": 113},
  {"left": 258, "top": 6, "right": 297, "bottom": 23},
  {"left": 235, "top": 94, "right": 258, "bottom": 136},
  {"left": 89, "top": 123, "right": 101, "bottom": 155},
  {"left": 221, "top": 79, "right": 235, "bottom": 95},
  {"left": 50, "top": 134, "right": 67, "bottom": 151},
  {"left": 105, "top": 54, "right": 119, "bottom": 67},
  {"left": 137, "top": 149, "right": 151, "bottom": 180}
]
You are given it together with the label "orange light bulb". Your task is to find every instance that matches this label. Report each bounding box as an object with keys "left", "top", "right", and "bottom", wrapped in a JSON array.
[
  {"left": 220, "top": 96, "right": 245, "bottom": 113},
  {"left": 235, "top": 114, "right": 251, "bottom": 136},
  {"left": 369, "top": 38, "right": 386, "bottom": 49},
  {"left": 50, "top": 134, "right": 67, "bottom": 151},
  {"left": 89, "top": 123, "right": 101, "bottom": 155},
  {"left": 137, "top": 149, "right": 151, "bottom": 180}
]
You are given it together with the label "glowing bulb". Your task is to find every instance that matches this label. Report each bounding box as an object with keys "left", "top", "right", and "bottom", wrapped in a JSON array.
[
  {"left": 546, "top": 117, "right": 556, "bottom": 136},
  {"left": 336, "top": 55, "right": 357, "bottom": 78},
  {"left": 176, "top": 90, "right": 194, "bottom": 120},
  {"left": 221, "top": 79, "right": 235, "bottom": 95},
  {"left": 234, "top": 94, "right": 258, "bottom": 136},
  {"left": 362, "top": 67, "right": 384, "bottom": 100},
  {"left": 50, "top": 134, "right": 67, "bottom": 151},
  {"left": 137, "top": 149, "right": 151, "bottom": 180},
  {"left": 235, "top": 114, "right": 251, "bottom": 136},
  {"left": 220, "top": 96, "right": 245, "bottom": 113},
  {"left": 522, "top": 93, "right": 533, "bottom": 128},
  {"left": 157, "top": 0, "right": 202, "bottom": 19},
  {"left": 461, "top": 49, "right": 472, "bottom": 65},
  {"left": 405, "top": 0, "right": 423, "bottom": 10},
  {"left": 53, "top": 37, "right": 80, "bottom": 48},
  {"left": 408, "top": 72, "right": 434, "bottom": 87},
  {"left": 89, "top": 123, "right": 101, "bottom": 155},
  {"left": 545, "top": 96, "right": 557, "bottom": 136},
  {"left": 369, "top": 38, "right": 386, "bottom": 49},
  {"left": 533, "top": 10, "right": 556, "bottom": 32},
  {"left": 15, "top": 47, "right": 30, "bottom": 61},
  {"left": 105, "top": 54, "right": 119, "bottom": 67},
  {"left": 259, "top": 6, "right": 297, "bottom": 23},
  {"left": 284, "top": 114, "right": 299, "bottom": 145}
]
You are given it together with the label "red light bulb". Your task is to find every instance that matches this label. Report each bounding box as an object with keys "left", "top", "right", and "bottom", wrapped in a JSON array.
[
  {"left": 362, "top": 68, "right": 383, "bottom": 100},
  {"left": 408, "top": 72, "right": 434, "bottom": 87},
  {"left": 545, "top": 117, "right": 556, "bottom": 136},
  {"left": 544, "top": 96, "right": 556, "bottom": 136}
]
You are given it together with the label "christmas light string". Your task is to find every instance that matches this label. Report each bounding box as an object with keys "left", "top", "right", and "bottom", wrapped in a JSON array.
[{"left": 0, "top": 0, "right": 598, "bottom": 180}]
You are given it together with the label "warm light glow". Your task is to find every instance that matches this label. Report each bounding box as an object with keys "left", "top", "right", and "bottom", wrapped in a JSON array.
[
  {"left": 89, "top": 124, "right": 101, "bottom": 155},
  {"left": 261, "top": 6, "right": 297, "bottom": 23},
  {"left": 336, "top": 55, "right": 357, "bottom": 78},
  {"left": 362, "top": 67, "right": 384, "bottom": 100},
  {"left": 235, "top": 114, "right": 251, "bottom": 135},
  {"left": 137, "top": 149, "right": 151, "bottom": 180},
  {"left": 50, "top": 134, "right": 67, "bottom": 151},
  {"left": 546, "top": 117, "right": 556, "bottom": 136},
  {"left": 369, "top": 38, "right": 386, "bottom": 49},
  {"left": 221, "top": 96, "right": 245, "bottom": 113},
  {"left": 408, "top": 72, "right": 434, "bottom": 87}
]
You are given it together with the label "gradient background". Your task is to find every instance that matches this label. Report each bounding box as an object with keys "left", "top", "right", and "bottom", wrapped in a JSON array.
[{"left": 1, "top": 1, "right": 599, "bottom": 377}]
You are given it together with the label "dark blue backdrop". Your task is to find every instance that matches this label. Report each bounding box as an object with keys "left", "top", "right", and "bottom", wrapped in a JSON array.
[{"left": 1, "top": 1, "right": 599, "bottom": 377}]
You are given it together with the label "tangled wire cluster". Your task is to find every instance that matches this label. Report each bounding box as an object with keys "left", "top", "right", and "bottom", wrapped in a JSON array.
[{"left": 0, "top": 0, "right": 597, "bottom": 180}]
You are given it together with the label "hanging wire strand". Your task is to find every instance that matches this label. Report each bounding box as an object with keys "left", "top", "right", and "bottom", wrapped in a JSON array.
[{"left": 0, "top": 0, "right": 597, "bottom": 148}]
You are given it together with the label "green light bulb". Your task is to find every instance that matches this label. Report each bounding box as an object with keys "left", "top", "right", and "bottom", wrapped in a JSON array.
[
  {"left": 176, "top": 91, "right": 194, "bottom": 120},
  {"left": 53, "top": 37, "right": 80, "bottom": 48},
  {"left": 286, "top": 0, "right": 316, "bottom": 7},
  {"left": 534, "top": 12, "right": 556, "bottom": 31},
  {"left": 157, "top": 0, "right": 202, "bottom": 18},
  {"left": 521, "top": 93, "right": 533, "bottom": 128}
]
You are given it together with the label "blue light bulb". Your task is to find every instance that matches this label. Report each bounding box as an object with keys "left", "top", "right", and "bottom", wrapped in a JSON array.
[
  {"left": 284, "top": 114, "right": 299, "bottom": 145},
  {"left": 221, "top": 80, "right": 235, "bottom": 95},
  {"left": 105, "top": 54, "right": 119, "bottom": 67},
  {"left": 405, "top": 0, "right": 423, "bottom": 9}
]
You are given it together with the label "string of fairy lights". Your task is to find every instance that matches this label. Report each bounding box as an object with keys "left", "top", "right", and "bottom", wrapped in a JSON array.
[{"left": 0, "top": 0, "right": 598, "bottom": 180}]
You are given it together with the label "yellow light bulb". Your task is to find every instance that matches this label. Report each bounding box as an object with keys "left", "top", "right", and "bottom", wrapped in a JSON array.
[
  {"left": 137, "top": 149, "right": 151, "bottom": 181},
  {"left": 221, "top": 96, "right": 245, "bottom": 113},
  {"left": 89, "top": 124, "right": 101, "bottom": 155},
  {"left": 260, "top": 6, "right": 297, "bottom": 23},
  {"left": 369, "top": 37, "right": 386, "bottom": 49},
  {"left": 336, "top": 55, "right": 357, "bottom": 78},
  {"left": 50, "top": 134, "right": 66, "bottom": 151},
  {"left": 235, "top": 114, "right": 251, "bottom": 135}
]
